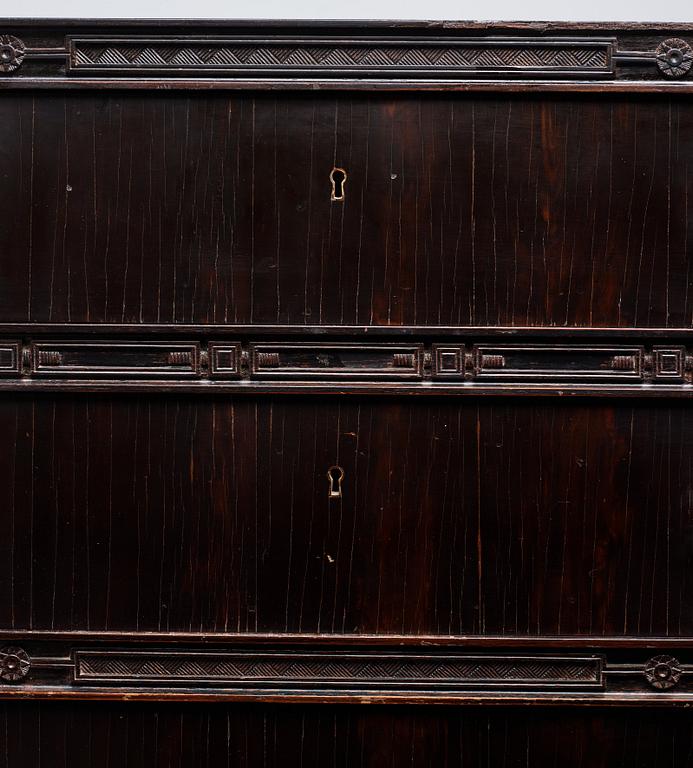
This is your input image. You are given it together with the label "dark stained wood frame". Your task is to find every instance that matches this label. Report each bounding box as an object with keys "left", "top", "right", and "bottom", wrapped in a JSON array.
[{"left": 2, "top": 20, "right": 693, "bottom": 717}]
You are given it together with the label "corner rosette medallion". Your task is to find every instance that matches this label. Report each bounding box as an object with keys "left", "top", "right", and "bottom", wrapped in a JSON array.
[
  {"left": 644, "top": 655, "right": 682, "bottom": 690},
  {"left": 0, "top": 646, "right": 30, "bottom": 682},
  {"left": 655, "top": 38, "right": 693, "bottom": 78},
  {"left": 0, "top": 35, "right": 25, "bottom": 73}
]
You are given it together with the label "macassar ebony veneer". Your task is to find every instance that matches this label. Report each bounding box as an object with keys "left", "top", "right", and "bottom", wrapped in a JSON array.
[{"left": 2, "top": 15, "right": 693, "bottom": 766}]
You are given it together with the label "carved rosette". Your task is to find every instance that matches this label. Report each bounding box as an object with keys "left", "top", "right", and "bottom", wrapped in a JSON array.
[
  {"left": 644, "top": 655, "right": 682, "bottom": 690},
  {"left": 0, "top": 646, "right": 30, "bottom": 682},
  {"left": 0, "top": 35, "right": 25, "bottom": 73},
  {"left": 655, "top": 38, "right": 693, "bottom": 78}
]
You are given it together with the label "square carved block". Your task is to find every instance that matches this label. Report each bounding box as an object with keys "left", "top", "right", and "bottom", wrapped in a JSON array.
[
  {"left": 653, "top": 346, "right": 685, "bottom": 380},
  {"left": 432, "top": 346, "right": 464, "bottom": 378}
]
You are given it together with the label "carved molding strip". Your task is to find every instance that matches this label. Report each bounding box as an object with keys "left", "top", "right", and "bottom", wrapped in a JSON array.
[
  {"left": 1, "top": 640, "right": 693, "bottom": 700},
  {"left": 1, "top": 32, "right": 691, "bottom": 81},
  {"left": 66, "top": 37, "right": 615, "bottom": 77},
  {"left": 2, "top": 338, "right": 693, "bottom": 389},
  {"left": 74, "top": 650, "right": 603, "bottom": 689},
  {"left": 249, "top": 343, "right": 424, "bottom": 380},
  {"left": 30, "top": 342, "right": 200, "bottom": 377},
  {"left": 470, "top": 344, "right": 646, "bottom": 382}
]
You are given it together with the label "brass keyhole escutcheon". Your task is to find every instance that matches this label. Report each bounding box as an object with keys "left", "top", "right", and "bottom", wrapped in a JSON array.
[
  {"left": 327, "top": 465, "right": 345, "bottom": 498},
  {"left": 330, "top": 167, "right": 347, "bottom": 201}
]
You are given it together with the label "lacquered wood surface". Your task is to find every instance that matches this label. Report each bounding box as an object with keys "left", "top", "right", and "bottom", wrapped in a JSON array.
[
  {"left": 0, "top": 395, "right": 691, "bottom": 637},
  {"left": 1, "top": 92, "right": 692, "bottom": 327},
  {"left": 4, "top": 703, "right": 693, "bottom": 767},
  {"left": 2, "top": 17, "right": 693, "bottom": 765}
]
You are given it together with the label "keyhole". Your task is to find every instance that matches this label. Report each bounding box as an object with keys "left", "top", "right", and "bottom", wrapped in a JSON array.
[
  {"left": 330, "top": 168, "right": 347, "bottom": 202},
  {"left": 327, "top": 465, "right": 345, "bottom": 498}
]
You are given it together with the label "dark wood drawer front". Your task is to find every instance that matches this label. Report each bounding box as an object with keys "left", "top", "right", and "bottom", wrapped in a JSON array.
[
  {"left": 4, "top": 703, "right": 693, "bottom": 766},
  {"left": 1, "top": 395, "right": 691, "bottom": 639},
  {"left": 31, "top": 343, "right": 199, "bottom": 377},
  {"left": 250, "top": 344, "right": 423, "bottom": 379},
  {"left": 1, "top": 90, "right": 692, "bottom": 330},
  {"left": 473, "top": 345, "right": 644, "bottom": 382}
]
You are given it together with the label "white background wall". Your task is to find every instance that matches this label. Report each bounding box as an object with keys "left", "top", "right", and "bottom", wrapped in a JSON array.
[{"left": 0, "top": 0, "right": 690, "bottom": 23}]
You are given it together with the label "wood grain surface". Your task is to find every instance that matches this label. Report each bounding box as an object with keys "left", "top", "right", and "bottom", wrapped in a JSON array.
[
  {"left": 0, "top": 395, "right": 691, "bottom": 637},
  {"left": 3, "top": 702, "right": 693, "bottom": 767},
  {"left": 3, "top": 18, "right": 693, "bottom": 765},
  {"left": 1, "top": 91, "right": 692, "bottom": 328}
]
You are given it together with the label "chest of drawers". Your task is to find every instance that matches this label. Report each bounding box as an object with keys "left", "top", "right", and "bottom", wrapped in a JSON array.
[{"left": 2, "top": 18, "right": 693, "bottom": 766}]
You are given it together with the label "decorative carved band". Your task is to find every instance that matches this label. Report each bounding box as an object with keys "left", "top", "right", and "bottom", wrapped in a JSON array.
[
  {"left": 0, "top": 638, "right": 690, "bottom": 700},
  {"left": 74, "top": 650, "right": 603, "bottom": 688},
  {"left": 0, "top": 33, "right": 691, "bottom": 81},
  {"left": 31, "top": 342, "right": 200, "bottom": 377},
  {"left": 250, "top": 343, "right": 424, "bottom": 379},
  {"left": 67, "top": 37, "right": 615, "bottom": 77},
  {"left": 1, "top": 338, "right": 693, "bottom": 389},
  {"left": 469, "top": 344, "right": 648, "bottom": 382}
]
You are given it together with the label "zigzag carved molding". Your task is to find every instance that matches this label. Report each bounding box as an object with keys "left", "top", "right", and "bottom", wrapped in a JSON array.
[
  {"left": 74, "top": 650, "right": 604, "bottom": 689},
  {"left": 67, "top": 37, "right": 614, "bottom": 76}
]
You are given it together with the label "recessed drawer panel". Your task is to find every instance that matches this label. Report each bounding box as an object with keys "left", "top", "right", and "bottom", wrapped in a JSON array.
[
  {"left": 472, "top": 345, "right": 644, "bottom": 382},
  {"left": 250, "top": 343, "right": 424, "bottom": 379},
  {"left": 31, "top": 342, "right": 200, "bottom": 377}
]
